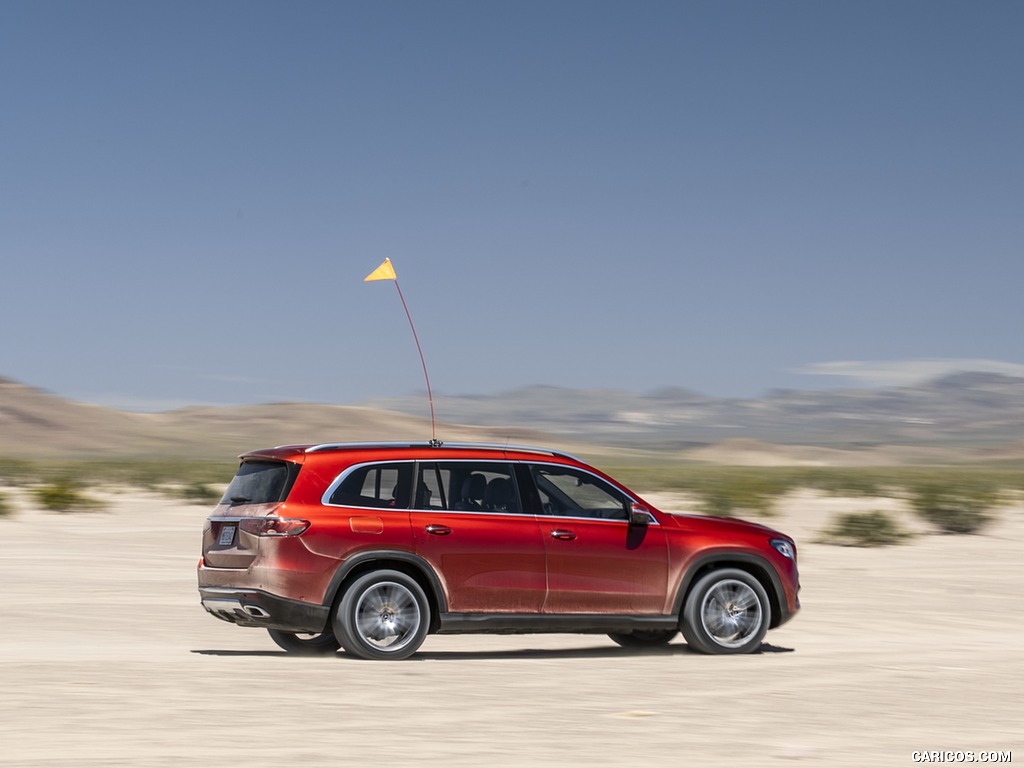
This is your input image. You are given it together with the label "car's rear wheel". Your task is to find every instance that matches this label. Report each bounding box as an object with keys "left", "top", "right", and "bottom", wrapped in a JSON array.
[
  {"left": 607, "top": 629, "right": 678, "bottom": 648},
  {"left": 681, "top": 568, "right": 770, "bottom": 654},
  {"left": 333, "top": 570, "right": 430, "bottom": 660},
  {"left": 266, "top": 628, "right": 340, "bottom": 655}
]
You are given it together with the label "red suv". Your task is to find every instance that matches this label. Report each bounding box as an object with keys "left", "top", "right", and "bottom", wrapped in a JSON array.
[{"left": 198, "top": 442, "right": 799, "bottom": 659}]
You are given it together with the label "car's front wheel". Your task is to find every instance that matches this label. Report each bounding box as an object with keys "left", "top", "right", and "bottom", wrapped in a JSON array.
[
  {"left": 266, "top": 628, "right": 340, "bottom": 655},
  {"left": 681, "top": 568, "right": 770, "bottom": 654},
  {"left": 333, "top": 570, "right": 430, "bottom": 660},
  {"left": 607, "top": 629, "right": 678, "bottom": 648}
]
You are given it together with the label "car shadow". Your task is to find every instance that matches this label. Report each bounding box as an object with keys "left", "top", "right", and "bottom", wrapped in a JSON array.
[
  {"left": 412, "top": 641, "right": 794, "bottom": 661},
  {"left": 411, "top": 644, "right": 695, "bottom": 661},
  {"left": 191, "top": 649, "right": 291, "bottom": 657},
  {"left": 190, "top": 645, "right": 694, "bottom": 660},
  {"left": 757, "top": 643, "right": 795, "bottom": 654},
  {"left": 191, "top": 642, "right": 793, "bottom": 660}
]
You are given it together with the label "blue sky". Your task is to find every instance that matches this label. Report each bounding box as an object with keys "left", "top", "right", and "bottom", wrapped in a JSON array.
[{"left": 2, "top": 1, "right": 1022, "bottom": 410}]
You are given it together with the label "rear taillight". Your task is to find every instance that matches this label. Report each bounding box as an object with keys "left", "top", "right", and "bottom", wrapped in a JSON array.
[{"left": 239, "top": 517, "right": 310, "bottom": 537}]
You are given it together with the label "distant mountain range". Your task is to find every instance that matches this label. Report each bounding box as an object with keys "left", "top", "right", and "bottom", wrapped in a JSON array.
[
  {"left": 0, "top": 376, "right": 551, "bottom": 460},
  {"left": 1, "top": 372, "right": 1022, "bottom": 463},
  {"left": 367, "top": 372, "right": 1024, "bottom": 450}
]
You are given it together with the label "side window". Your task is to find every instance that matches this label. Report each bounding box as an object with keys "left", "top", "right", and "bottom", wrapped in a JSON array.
[
  {"left": 529, "top": 465, "right": 629, "bottom": 520},
  {"left": 415, "top": 462, "right": 521, "bottom": 514},
  {"left": 328, "top": 463, "right": 412, "bottom": 508}
]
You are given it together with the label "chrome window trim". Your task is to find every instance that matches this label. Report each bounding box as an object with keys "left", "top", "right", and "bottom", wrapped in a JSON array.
[
  {"left": 320, "top": 457, "right": 659, "bottom": 525},
  {"left": 534, "top": 511, "right": 659, "bottom": 526},
  {"left": 322, "top": 458, "right": 527, "bottom": 516},
  {"left": 320, "top": 460, "right": 418, "bottom": 509},
  {"left": 305, "top": 442, "right": 429, "bottom": 453},
  {"left": 412, "top": 509, "right": 538, "bottom": 519},
  {"left": 411, "top": 459, "right": 526, "bottom": 516}
]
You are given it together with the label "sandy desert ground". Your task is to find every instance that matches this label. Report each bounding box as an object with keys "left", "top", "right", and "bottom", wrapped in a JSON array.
[{"left": 0, "top": 485, "right": 1020, "bottom": 767}]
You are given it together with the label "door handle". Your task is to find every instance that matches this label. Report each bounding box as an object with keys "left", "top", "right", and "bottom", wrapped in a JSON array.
[
  {"left": 549, "top": 529, "right": 577, "bottom": 541},
  {"left": 425, "top": 524, "right": 452, "bottom": 536}
]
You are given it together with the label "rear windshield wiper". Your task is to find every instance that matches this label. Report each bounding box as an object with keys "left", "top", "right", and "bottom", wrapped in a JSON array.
[{"left": 229, "top": 496, "right": 252, "bottom": 504}]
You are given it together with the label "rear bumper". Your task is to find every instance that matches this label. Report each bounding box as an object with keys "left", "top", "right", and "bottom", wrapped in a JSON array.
[{"left": 199, "top": 588, "right": 329, "bottom": 634}]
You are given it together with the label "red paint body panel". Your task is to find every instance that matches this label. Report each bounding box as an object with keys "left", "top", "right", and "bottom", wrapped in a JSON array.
[
  {"left": 410, "top": 510, "right": 546, "bottom": 613},
  {"left": 540, "top": 516, "right": 668, "bottom": 614}
]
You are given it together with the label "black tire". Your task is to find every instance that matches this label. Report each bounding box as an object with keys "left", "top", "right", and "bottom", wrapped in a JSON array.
[
  {"left": 681, "top": 568, "right": 770, "bottom": 655},
  {"left": 267, "top": 628, "right": 341, "bottom": 655},
  {"left": 607, "top": 629, "right": 678, "bottom": 648},
  {"left": 333, "top": 569, "right": 430, "bottom": 660}
]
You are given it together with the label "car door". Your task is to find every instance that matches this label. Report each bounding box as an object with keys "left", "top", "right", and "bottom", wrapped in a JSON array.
[
  {"left": 409, "top": 461, "right": 546, "bottom": 614},
  {"left": 527, "top": 463, "right": 669, "bottom": 615}
]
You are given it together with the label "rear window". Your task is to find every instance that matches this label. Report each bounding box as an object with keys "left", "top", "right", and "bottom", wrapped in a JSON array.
[{"left": 221, "top": 461, "right": 299, "bottom": 505}]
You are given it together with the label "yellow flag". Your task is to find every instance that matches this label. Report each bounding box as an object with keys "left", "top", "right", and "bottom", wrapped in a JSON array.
[{"left": 364, "top": 258, "right": 397, "bottom": 282}]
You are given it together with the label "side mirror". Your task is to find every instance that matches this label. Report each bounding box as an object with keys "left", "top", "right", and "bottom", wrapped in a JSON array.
[{"left": 629, "top": 502, "right": 651, "bottom": 526}]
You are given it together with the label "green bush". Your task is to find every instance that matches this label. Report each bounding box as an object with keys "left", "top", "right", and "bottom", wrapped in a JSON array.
[
  {"left": 806, "top": 473, "right": 886, "bottom": 498},
  {"left": 820, "top": 510, "right": 909, "bottom": 547},
  {"left": 176, "top": 482, "right": 223, "bottom": 504},
  {"left": 607, "top": 467, "right": 794, "bottom": 517},
  {"left": 32, "top": 480, "right": 105, "bottom": 513},
  {"left": 707, "top": 473, "right": 797, "bottom": 516},
  {"left": 695, "top": 490, "right": 737, "bottom": 516},
  {"left": 0, "top": 458, "right": 33, "bottom": 485},
  {"left": 906, "top": 482, "right": 999, "bottom": 534}
]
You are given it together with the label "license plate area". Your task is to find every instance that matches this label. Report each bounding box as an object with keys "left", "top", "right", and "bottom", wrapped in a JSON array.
[
  {"left": 217, "top": 525, "right": 236, "bottom": 547},
  {"left": 204, "top": 518, "right": 257, "bottom": 569}
]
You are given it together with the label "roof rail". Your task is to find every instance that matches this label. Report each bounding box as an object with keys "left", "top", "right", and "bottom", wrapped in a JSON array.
[
  {"left": 303, "top": 441, "right": 426, "bottom": 453},
  {"left": 302, "top": 440, "right": 583, "bottom": 463},
  {"left": 436, "top": 442, "right": 584, "bottom": 462}
]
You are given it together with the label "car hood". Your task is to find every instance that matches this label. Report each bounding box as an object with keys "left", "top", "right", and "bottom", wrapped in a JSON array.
[{"left": 664, "top": 511, "right": 789, "bottom": 539}]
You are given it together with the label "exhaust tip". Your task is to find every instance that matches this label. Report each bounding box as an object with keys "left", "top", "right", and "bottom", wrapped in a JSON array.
[{"left": 242, "top": 605, "right": 270, "bottom": 619}]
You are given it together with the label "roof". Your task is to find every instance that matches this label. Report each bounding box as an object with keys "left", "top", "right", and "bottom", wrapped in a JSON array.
[
  {"left": 239, "top": 441, "right": 585, "bottom": 463},
  {"left": 298, "top": 441, "right": 584, "bottom": 463}
]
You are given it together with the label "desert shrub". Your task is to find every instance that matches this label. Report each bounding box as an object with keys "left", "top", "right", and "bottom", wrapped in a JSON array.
[
  {"left": 819, "top": 510, "right": 909, "bottom": 547},
  {"left": 695, "top": 490, "right": 737, "bottom": 516},
  {"left": 804, "top": 471, "right": 887, "bottom": 498},
  {"left": 176, "top": 482, "right": 223, "bottom": 504},
  {"left": 601, "top": 466, "right": 807, "bottom": 516},
  {"left": 0, "top": 458, "right": 35, "bottom": 486},
  {"left": 32, "top": 480, "right": 106, "bottom": 513},
  {"left": 906, "top": 481, "right": 999, "bottom": 534},
  {"left": 0, "top": 492, "right": 11, "bottom": 517},
  {"left": 606, "top": 464, "right": 1024, "bottom": 516},
  {"left": 62, "top": 460, "right": 236, "bottom": 489},
  {"left": 685, "top": 474, "right": 794, "bottom": 517}
]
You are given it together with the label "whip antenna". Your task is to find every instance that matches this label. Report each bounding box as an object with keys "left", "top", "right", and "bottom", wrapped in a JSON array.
[{"left": 364, "top": 258, "right": 437, "bottom": 442}]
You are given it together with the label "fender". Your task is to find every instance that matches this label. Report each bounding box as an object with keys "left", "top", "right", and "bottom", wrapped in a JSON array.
[
  {"left": 671, "top": 551, "right": 790, "bottom": 627},
  {"left": 322, "top": 549, "right": 449, "bottom": 614}
]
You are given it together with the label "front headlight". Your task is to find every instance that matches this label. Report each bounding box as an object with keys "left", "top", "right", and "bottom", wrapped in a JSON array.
[{"left": 770, "top": 538, "right": 796, "bottom": 560}]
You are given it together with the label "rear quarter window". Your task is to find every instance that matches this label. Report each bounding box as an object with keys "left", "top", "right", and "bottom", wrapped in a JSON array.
[
  {"left": 221, "top": 461, "right": 299, "bottom": 505},
  {"left": 327, "top": 463, "right": 412, "bottom": 508}
]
